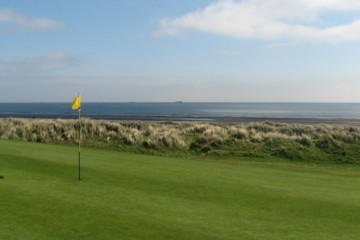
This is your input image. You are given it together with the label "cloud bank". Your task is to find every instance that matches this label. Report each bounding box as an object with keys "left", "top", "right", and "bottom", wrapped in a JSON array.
[
  {"left": 0, "top": 8, "right": 63, "bottom": 31},
  {"left": 156, "top": 0, "right": 360, "bottom": 43},
  {"left": 1, "top": 51, "right": 77, "bottom": 74}
]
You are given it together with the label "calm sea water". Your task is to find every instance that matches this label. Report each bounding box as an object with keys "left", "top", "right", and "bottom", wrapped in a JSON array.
[{"left": 1, "top": 102, "right": 360, "bottom": 121}]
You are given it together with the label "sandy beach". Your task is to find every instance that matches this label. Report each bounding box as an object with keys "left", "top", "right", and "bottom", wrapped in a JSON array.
[{"left": 1, "top": 113, "right": 360, "bottom": 125}]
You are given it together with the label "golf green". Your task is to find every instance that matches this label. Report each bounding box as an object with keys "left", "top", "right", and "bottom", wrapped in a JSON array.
[{"left": 1, "top": 140, "right": 359, "bottom": 240}]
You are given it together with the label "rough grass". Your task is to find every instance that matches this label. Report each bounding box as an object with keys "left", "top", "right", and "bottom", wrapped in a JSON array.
[
  {"left": 1, "top": 140, "right": 360, "bottom": 240},
  {"left": 1, "top": 118, "right": 360, "bottom": 164}
]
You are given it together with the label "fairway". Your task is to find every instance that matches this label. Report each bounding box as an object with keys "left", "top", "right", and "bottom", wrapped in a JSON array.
[{"left": 1, "top": 140, "right": 360, "bottom": 240}]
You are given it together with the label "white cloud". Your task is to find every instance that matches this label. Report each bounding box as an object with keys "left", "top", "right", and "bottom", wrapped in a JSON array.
[
  {"left": 155, "top": 0, "right": 360, "bottom": 43},
  {"left": 1, "top": 51, "right": 77, "bottom": 73},
  {"left": 0, "top": 8, "right": 63, "bottom": 31}
]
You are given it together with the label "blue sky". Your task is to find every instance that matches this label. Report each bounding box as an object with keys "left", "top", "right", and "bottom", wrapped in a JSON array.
[{"left": 1, "top": 0, "right": 360, "bottom": 102}]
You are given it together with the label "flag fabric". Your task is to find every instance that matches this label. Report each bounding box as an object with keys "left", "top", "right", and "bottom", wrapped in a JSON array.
[{"left": 72, "top": 93, "right": 81, "bottom": 110}]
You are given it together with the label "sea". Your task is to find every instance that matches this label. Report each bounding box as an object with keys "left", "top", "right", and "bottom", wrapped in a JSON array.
[{"left": 1, "top": 102, "right": 360, "bottom": 123}]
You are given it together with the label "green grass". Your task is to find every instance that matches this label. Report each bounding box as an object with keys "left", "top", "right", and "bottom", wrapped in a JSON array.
[{"left": 1, "top": 140, "right": 360, "bottom": 240}]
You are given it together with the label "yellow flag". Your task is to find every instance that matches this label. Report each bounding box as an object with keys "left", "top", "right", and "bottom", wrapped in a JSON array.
[{"left": 72, "top": 93, "right": 81, "bottom": 110}]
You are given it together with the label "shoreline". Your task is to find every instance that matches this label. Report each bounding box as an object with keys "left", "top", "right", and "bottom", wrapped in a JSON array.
[{"left": 1, "top": 113, "right": 360, "bottom": 125}]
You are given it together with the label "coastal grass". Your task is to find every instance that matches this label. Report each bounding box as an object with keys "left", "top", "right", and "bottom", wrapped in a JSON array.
[
  {"left": 1, "top": 140, "right": 360, "bottom": 240},
  {"left": 2, "top": 118, "right": 360, "bottom": 164}
]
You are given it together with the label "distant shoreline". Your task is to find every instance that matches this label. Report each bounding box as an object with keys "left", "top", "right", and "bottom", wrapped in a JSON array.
[
  {"left": 1, "top": 102, "right": 360, "bottom": 123},
  {"left": 1, "top": 114, "right": 360, "bottom": 125}
]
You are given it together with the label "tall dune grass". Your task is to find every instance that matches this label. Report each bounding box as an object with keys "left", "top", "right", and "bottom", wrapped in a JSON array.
[{"left": 1, "top": 118, "right": 360, "bottom": 163}]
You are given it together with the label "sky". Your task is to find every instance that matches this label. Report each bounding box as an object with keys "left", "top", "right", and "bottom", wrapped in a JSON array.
[{"left": 1, "top": 0, "right": 360, "bottom": 102}]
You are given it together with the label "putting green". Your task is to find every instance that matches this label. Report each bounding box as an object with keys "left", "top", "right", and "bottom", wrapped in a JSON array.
[{"left": 1, "top": 140, "right": 359, "bottom": 240}]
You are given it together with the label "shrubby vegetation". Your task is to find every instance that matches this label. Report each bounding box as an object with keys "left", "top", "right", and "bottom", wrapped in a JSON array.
[{"left": 1, "top": 117, "right": 360, "bottom": 164}]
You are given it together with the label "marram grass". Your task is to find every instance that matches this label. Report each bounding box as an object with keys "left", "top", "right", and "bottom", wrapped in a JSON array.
[
  {"left": 1, "top": 140, "right": 360, "bottom": 240},
  {"left": 1, "top": 118, "right": 360, "bottom": 163}
]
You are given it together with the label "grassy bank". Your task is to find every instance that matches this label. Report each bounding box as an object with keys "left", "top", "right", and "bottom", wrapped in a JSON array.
[
  {"left": 1, "top": 118, "right": 360, "bottom": 164},
  {"left": 1, "top": 140, "right": 360, "bottom": 240}
]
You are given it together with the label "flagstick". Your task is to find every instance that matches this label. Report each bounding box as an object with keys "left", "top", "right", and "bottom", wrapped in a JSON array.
[{"left": 78, "top": 107, "right": 81, "bottom": 181}]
